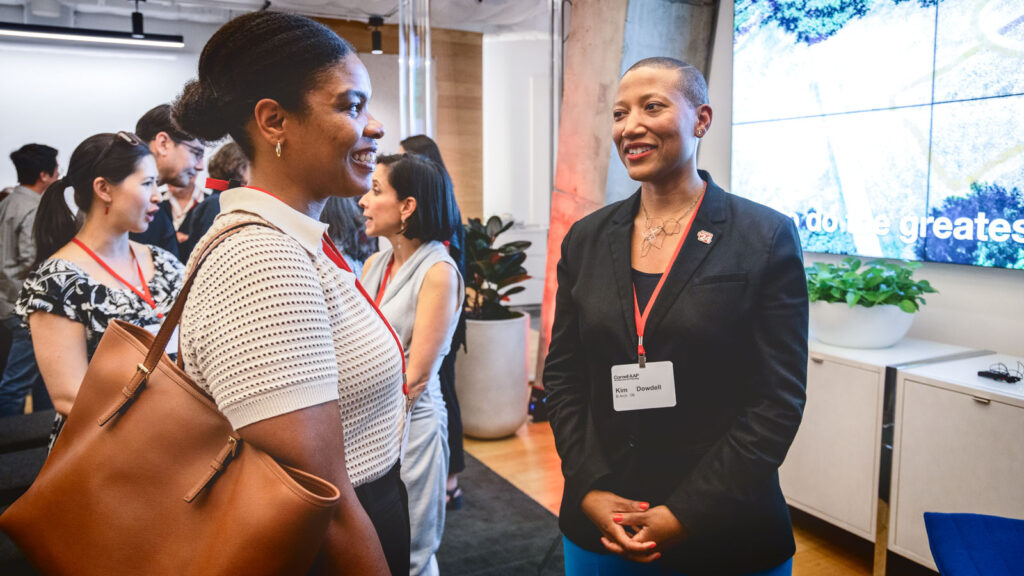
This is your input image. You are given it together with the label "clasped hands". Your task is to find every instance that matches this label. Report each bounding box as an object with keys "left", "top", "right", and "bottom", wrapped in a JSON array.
[{"left": 581, "top": 490, "right": 686, "bottom": 563}]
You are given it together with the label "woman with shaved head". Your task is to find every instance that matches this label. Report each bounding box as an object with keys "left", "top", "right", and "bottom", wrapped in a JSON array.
[{"left": 544, "top": 57, "right": 808, "bottom": 576}]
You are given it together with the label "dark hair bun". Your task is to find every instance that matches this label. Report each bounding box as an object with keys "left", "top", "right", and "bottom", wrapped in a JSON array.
[
  {"left": 173, "top": 79, "right": 232, "bottom": 143},
  {"left": 171, "top": 11, "right": 354, "bottom": 156}
]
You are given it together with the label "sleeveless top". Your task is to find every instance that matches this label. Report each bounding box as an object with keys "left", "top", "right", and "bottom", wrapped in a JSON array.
[{"left": 362, "top": 241, "right": 465, "bottom": 390}]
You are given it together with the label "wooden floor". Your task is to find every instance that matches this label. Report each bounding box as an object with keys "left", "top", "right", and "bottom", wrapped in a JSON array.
[{"left": 464, "top": 421, "right": 935, "bottom": 576}]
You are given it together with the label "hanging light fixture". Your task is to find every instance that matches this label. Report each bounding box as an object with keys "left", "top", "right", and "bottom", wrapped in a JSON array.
[
  {"left": 369, "top": 15, "right": 383, "bottom": 55},
  {"left": 0, "top": 0, "right": 183, "bottom": 48}
]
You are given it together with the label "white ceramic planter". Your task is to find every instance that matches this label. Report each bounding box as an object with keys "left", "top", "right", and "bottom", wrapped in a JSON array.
[
  {"left": 454, "top": 314, "right": 530, "bottom": 439},
  {"left": 809, "top": 301, "right": 915, "bottom": 349}
]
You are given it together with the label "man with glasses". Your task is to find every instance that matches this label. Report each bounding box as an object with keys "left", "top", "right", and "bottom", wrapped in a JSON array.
[{"left": 129, "top": 104, "right": 206, "bottom": 259}]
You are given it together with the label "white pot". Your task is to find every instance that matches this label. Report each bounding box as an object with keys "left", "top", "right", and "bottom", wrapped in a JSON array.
[
  {"left": 809, "top": 301, "right": 915, "bottom": 349},
  {"left": 454, "top": 314, "right": 531, "bottom": 439}
]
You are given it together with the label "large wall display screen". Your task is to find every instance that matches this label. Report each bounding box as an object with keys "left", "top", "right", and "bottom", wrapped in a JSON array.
[{"left": 731, "top": 0, "right": 1024, "bottom": 269}]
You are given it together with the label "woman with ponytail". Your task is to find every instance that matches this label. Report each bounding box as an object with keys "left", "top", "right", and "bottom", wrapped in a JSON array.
[
  {"left": 173, "top": 11, "right": 402, "bottom": 576},
  {"left": 15, "top": 132, "right": 184, "bottom": 442}
]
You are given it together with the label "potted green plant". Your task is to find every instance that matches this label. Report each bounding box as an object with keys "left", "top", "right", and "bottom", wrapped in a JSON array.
[
  {"left": 806, "top": 257, "right": 938, "bottom": 348},
  {"left": 454, "top": 216, "right": 533, "bottom": 438}
]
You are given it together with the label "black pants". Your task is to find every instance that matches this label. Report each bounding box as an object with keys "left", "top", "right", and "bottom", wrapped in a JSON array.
[
  {"left": 438, "top": 350, "right": 465, "bottom": 474},
  {"left": 355, "top": 461, "right": 410, "bottom": 576}
]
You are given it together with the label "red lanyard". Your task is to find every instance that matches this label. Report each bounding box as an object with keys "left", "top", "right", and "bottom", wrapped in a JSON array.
[
  {"left": 632, "top": 191, "right": 706, "bottom": 367},
  {"left": 374, "top": 257, "right": 395, "bottom": 307},
  {"left": 249, "top": 186, "right": 408, "bottom": 394},
  {"left": 322, "top": 234, "right": 408, "bottom": 395},
  {"left": 71, "top": 238, "right": 162, "bottom": 319}
]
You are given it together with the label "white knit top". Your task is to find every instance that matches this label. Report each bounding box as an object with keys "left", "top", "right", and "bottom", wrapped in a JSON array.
[{"left": 179, "top": 187, "right": 405, "bottom": 486}]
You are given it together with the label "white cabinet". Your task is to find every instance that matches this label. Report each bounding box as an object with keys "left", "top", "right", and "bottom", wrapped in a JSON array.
[
  {"left": 781, "top": 355, "right": 881, "bottom": 537},
  {"left": 780, "top": 338, "right": 982, "bottom": 542},
  {"left": 890, "top": 354, "right": 1024, "bottom": 570}
]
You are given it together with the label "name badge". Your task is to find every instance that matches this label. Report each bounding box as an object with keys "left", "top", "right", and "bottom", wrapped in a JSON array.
[{"left": 611, "top": 361, "right": 676, "bottom": 412}]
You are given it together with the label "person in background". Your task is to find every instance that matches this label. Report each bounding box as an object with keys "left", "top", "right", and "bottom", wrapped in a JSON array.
[
  {"left": 398, "top": 134, "right": 468, "bottom": 510},
  {"left": 129, "top": 104, "right": 206, "bottom": 259},
  {"left": 361, "top": 153, "right": 464, "bottom": 576},
  {"left": 163, "top": 173, "right": 204, "bottom": 233},
  {"left": 545, "top": 57, "right": 807, "bottom": 576},
  {"left": 0, "top": 143, "right": 60, "bottom": 416},
  {"left": 177, "top": 141, "right": 249, "bottom": 261},
  {"left": 16, "top": 132, "right": 183, "bottom": 444},
  {"left": 173, "top": 11, "right": 403, "bottom": 575},
  {"left": 319, "top": 196, "right": 377, "bottom": 277}
]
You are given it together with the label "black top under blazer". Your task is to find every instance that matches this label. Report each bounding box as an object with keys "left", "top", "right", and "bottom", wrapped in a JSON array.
[{"left": 544, "top": 171, "right": 809, "bottom": 575}]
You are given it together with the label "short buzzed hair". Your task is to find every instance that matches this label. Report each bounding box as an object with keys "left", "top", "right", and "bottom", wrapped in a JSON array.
[{"left": 624, "top": 57, "right": 708, "bottom": 110}]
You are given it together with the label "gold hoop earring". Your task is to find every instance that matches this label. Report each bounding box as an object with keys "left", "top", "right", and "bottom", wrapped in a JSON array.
[{"left": 275, "top": 141, "right": 282, "bottom": 158}]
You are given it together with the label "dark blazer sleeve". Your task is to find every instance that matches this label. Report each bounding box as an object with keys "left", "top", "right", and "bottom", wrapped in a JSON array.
[
  {"left": 544, "top": 223, "right": 612, "bottom": 507},
  {"left": 664, "top": 218, "right": 808, "bottom": 537}
]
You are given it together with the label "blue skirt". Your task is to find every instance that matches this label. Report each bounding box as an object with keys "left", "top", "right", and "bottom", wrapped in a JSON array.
[{"left": 563, "top": 536, "right": 793, "bottom": 576}]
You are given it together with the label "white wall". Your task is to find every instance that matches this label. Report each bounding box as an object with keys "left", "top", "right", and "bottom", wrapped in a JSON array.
[
  {"left": 701, "top": 0, "right": 1024, "bottom": 357},
  {"left": 360, "top": 54, "right": 402, "bottom": 155},
  {"left": 0, "top": 12, "right": 219, "bottom": 187},
  {"left": 0, "top": 13, "right": 404, "bottom": 188},
  {"left": 482, "top": 32, "right": 552, "bottom": 226}
]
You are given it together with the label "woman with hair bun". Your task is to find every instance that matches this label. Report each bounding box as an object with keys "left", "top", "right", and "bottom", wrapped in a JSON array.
[
  {"left": 16, "top": 131, "right": 184, "bottom": 444},
  {"left": 173, "top": 11, "right": 402, "bottom": 575}
]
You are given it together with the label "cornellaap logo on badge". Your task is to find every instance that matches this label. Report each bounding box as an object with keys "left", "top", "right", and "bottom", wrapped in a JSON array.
[{"left": 611, "top": 361, "right": 676, "bottom": 412}]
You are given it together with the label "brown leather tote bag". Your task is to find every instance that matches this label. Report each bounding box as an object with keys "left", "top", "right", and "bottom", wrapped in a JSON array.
[{"left": 0, "top": 223, "right": 341, "bottom": 575}]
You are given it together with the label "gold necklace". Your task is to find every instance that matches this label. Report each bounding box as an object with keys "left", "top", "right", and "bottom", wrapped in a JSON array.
[{"left": 639, "top": 191, "right": 703, "bottom": 257}]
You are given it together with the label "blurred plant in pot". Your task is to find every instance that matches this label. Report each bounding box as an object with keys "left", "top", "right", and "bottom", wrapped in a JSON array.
[
  {"left": 806, "top": 256, "right": 937, "bottom": 313},
  {"left": 464, "top": 215, "right": 532, "bottom": 320},
  {"left": 806, "top": 257, "right": 938, "bottom": 348},
  {"left": 457, "top": 215, "right": 535, "bottom": 438}
]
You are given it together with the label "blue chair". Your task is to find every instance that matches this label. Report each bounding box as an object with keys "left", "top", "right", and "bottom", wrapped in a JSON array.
[{"left": 924, "top": 512, "right": 1024, "bottom": 575}]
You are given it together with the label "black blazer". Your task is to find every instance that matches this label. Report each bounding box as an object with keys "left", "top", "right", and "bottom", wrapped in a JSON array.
[{"left": 544, "top": 171, "right": 808, "bottom": 575}]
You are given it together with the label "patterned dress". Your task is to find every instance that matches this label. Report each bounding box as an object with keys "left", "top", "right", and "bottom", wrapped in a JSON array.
[{"left": 14, "top": 245, "right": 184, "bottom": 446}]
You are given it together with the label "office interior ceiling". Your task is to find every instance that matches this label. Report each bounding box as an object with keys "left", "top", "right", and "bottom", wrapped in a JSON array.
[{"left": 0, "top": 0, "right": 552, "bottom": 32}]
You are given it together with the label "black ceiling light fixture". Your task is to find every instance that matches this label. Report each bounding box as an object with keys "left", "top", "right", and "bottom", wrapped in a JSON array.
[
  {"left": 369, "top": 15, "right": 384, "bottom": 55},
  {"left": 131, "top": 0, "right": 145, "bottom": 38},
  {"left": 0, "top": 0, "right": 183, "bottom": 48}
]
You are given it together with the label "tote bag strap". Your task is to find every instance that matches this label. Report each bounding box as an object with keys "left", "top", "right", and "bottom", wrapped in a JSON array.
[{"left": 98, "top": 221, "right": 271, "bottom": 426}]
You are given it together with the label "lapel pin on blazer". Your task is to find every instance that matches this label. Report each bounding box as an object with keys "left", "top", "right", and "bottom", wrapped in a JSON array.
[{"left": 697, "top": 230, "right": 714, "bottom": 244}]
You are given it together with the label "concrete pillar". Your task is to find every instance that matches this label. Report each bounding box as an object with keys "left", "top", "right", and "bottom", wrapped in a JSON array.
[
  {"left": 536, "top": 0, "right": 719, "bottom": 384},
  {"left": 536, "top": 0, "right": 630, "bottom": 385},
  {"left": 607, "top": 0, "right": 716, "bottom": 204}
]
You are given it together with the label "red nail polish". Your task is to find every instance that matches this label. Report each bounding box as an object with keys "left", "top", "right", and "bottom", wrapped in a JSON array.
[
  {"left": 613, "top": 514, "right": 622, "bottom": 523},
  {"left": 654, "top": 553, "right": 662, "bottom": 560},
  {"left": 639, "top": 502, "right": 650, "bottom": 511},
  {"left": 648, "top": 542, "right": 657, "bottom": 549}
]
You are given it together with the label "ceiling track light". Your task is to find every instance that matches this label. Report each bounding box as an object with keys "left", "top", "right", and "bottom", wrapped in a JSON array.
[
  {"left": 0, "top": 0, "right": 183, "bottom": 49},
  {"left": 132, "top": 0, "right": 144, "bottom": 38},
  {"left": 369, "top": 15, "right": 383, "bottom": 55}
]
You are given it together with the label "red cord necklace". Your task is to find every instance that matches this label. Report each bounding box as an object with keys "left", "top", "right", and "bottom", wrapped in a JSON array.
[{"left": 71, "top": 238, "right": 162, "bottom": 319}]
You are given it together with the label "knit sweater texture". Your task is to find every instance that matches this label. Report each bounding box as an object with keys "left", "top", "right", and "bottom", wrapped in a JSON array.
[{"left": 179, "top": 190, "right": 405, "bottom": 486}]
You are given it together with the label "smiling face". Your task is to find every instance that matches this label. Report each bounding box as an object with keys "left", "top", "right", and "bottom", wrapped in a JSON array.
[
  {"left": 287, "top": 53, "right": 384, "bottom": 198},
  {"left": 107, "top": 155, "right": 160, "bottom": 233},
  {"left": 155, "top": 134, "right": 204, "bottom": 187},
  {"left": 612, "top": 66, "right": 709, "bottom": 185},
  {"left": 360, "top": 163, "right": 408, "bottom": 238}
]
